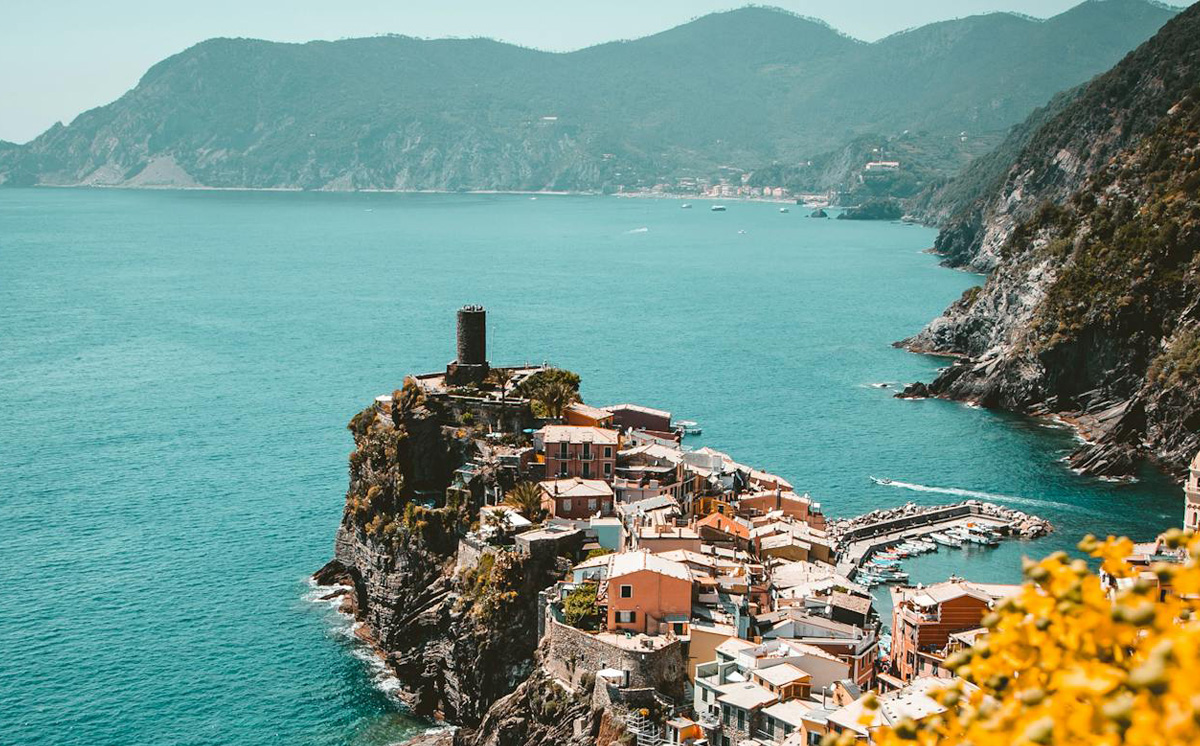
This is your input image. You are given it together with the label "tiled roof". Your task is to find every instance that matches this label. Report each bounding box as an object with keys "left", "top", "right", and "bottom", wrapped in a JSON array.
[
  {"left": 539, "top": 425, "right": 619, "bottom": 445},
  {"left": 539, "top": 478, "right": 614, "bottom": 499},
  {"left": 607, "top": 550, "right": 692, "bottom": 582}
]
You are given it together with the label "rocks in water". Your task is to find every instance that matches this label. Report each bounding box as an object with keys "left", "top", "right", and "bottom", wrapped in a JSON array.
[
  {"left": 809, "top": 208, "right": 828, "bottom": 218},
  {"left": 895, "top": 381, "right": 933, "bottom": 399}
]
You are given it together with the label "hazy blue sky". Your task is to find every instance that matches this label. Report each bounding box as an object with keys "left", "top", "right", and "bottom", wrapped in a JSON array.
[{"left": 1, "top": 0, "right": 1193, "bottom": 143}]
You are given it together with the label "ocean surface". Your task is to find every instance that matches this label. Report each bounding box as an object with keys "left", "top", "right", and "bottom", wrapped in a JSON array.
[{"left": 0, "top": 189, "right": 1180, "bottom": 745}]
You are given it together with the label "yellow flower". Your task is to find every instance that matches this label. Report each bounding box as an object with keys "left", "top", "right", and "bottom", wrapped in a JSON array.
[{"left": 875, "top": 531, "right": 1200, "bottom": 746}]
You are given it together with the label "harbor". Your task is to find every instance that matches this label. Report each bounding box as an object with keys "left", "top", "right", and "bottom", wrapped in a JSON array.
[{"left": 831, "top": 499, "right": 1052, "bottom": 584}]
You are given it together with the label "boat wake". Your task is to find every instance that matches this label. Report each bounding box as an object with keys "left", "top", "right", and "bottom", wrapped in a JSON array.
[
  {"left": 874, "top": 479, "right": 1083, "bottom": 513},
  {"left": 625, "top": 226, "right": 650, "bottom": 234}
]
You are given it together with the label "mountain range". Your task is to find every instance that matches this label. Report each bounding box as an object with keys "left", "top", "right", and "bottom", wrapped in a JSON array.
[
  {"left": 904, "top": 0, "right": 1200, "bottom": 477},
  {"left": 0, "top": 0, "right": 1180, "bottom": 192}
]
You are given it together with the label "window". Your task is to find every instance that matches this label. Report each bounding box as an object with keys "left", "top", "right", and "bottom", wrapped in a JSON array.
[
  {"left": 737, "top": 709, "right": 745, "bottom": 730},
  {"left": 603, "top": 462, "right": 612, "bottom": 476},
  {"left": 582, "top": 463, "right": 591, "bottom": 478},
  {"left": 582, "top": 442, "right": 591, "bottom": 459},
  {"left": 615, "top": 610, "right": 636, "bottom": 623},
  {"left": 588, "top": 498, "right": 597, "bottom": 511},
  {"left": 559, "top": 442, "right": 568, "bottom": 459},
  {"left": 561, "top": 499, "right": 571, "bottom": 513},
  {"left": 604, "top": 446, "right": 612, "bottom": 458},
  {"left": 620, "top": 584, "right": 633, "bottom": 598}
]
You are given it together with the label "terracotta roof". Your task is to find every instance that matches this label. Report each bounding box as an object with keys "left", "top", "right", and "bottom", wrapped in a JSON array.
[{"left": 697, "top": 512, "right": 750, "bottom": 539}]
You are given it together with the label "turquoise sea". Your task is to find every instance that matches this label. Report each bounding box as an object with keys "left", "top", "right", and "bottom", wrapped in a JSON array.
[{"left": 0, "top": 189, "right": 1179, "bottom": 745}]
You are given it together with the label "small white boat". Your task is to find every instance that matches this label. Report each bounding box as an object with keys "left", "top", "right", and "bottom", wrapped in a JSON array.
[
  {"left": 930, "top": 532, "right": 962, "bottom": 548},
  {"left": 870, "top": 476, "right": 893, "bottom": 486},
  {"left": 676, "top": 420, "right": 702, "bottom": 436},
  {"left": 711, "top": 205, "right": 727, "bottom": 212},
  {"left": 682, "top": 203, "right": 692, "bottom": 209},
  {"left": 779, "top": 207, "right": 789, "bottom": 213}
]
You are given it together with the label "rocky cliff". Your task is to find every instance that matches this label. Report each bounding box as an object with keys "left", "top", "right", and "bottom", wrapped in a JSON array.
[
  {"left": 902, "top": 3, "right": 1200, "bottom": 478},
  {"left": 314, "top": 380, "right": 566, "bottom": 728}
]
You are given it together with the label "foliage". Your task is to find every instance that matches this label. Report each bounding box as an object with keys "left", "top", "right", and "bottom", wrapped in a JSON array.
[
  {"left": 460, "top": 549, "right": 528, "bottom": 624},
  {"left": 1149, "top": 327, "right": 1200, "bottom": 388},
  {"left": 870, "top": 530, "right": 1200, "bottom": 746},
  {"left": 837, "top": 199, "right": 903, "bottom": 221},
  {"left": 504, "top": 481, "right": 544, "bottom": 522},
  {"left": 516, "top": 368, "right": 581, "bottom": 419},
  {"left": 586, "top": 547, "right": 613, "bottom": 560},
  {"left": 563, "top": 582, "right": 602, "bottom": 631}
]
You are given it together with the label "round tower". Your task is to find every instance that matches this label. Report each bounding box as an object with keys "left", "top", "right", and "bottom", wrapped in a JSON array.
[
  {"left": 457, "top": 305, "right": 487, "bottom": 367},
  {"left": 1186, "top": 450, "right": 1200, "bottom": 532},
  {"left": 446, "top": 305, "right": 490, "bottom": 385}
]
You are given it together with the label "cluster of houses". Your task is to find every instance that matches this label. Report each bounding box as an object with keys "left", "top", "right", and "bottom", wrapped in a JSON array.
[
  {"left": 469, "top": 396, "right": 1030, "bottom": 745},
  {"left": 402, "top": 310, "right": 1054, "bottom": 745}
]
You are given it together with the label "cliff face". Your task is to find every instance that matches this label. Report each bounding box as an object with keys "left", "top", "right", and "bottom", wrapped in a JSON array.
[
  {"left": 920, "top": 4, "right": 1200, "bottom": 272},
  {"left": 904, "top": 5, "right": 1200, "bottom": 477},
  {"left": 316, "top": 381, "right": 564, "bottom": 726}
]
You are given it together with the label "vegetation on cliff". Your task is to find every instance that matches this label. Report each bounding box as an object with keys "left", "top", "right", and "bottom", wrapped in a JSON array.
[
  {"left": 870, "top": 530, "right": 1200, "bottom": 746},
  {"left": 904, "top": 4, "right": 1200, "bottom": 476},
  {"left": 837, "top": 199, "right": 903, "bottom": 221}
]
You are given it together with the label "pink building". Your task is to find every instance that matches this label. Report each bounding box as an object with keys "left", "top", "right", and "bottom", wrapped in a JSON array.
[{"left": 539, "top": 425, "right": 619, "bottom": 482}]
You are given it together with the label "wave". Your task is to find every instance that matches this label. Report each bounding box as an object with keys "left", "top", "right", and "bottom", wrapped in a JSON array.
[
  {"left": 625, "top": 226, "right": 650, "bottom": 234},
  {"left": 305, "top": 579, "right": 406, "bottom": 699},
  {"left": 875, "top": 479, "right": 1083, "bottom": 513}
]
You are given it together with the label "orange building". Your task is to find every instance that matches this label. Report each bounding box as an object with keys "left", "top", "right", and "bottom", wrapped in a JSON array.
[
  {"left": 889, "top": 581, "right": 1020, "bottom": 681},
  {"left": 564, "top": 402, "right": 615, "bottom": 428},
  {"left": 603, "top": 551, "right": 693, "bottom": 635},
  {"left": 540, "top": 425, "right": 619, "bottom": 482},
  {"left": 696, "top": 512, "right": 751, "bottom": 549}
]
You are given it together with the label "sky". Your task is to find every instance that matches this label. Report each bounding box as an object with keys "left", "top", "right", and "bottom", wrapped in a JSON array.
[{"left": 0, "top": 0, "right": 1194, "bottom": 143}]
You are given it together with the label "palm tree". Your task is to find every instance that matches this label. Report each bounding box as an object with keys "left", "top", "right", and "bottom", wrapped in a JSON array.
[
  {"left": 483, "top": 509, "right": 512, "bottom": 542},
  {"left": 504, "top": 481, "right": 543, "bottom": 521},
  {"left": 491, "top": 367, "right": 515, "bottom": 404},
  {"left": 538, "top": 379, "right": 579, "bottom": 420}
]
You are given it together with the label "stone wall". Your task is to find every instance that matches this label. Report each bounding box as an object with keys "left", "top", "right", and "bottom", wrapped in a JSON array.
[
  {"left": 443, "top": 395, "right": 534, "bottom": 433},
  {"left": 541, "top": 617, "right": 687, "bottom": 701}
]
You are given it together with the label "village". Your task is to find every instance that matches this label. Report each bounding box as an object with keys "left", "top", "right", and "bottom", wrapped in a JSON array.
[{"left": 344, "top": 306, "right": 1186, "bottom": 746}]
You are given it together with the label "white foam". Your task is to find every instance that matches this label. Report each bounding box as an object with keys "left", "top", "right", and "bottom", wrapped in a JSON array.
[
  {"left": 625, "top": 226, "right": 650, "bottom": 234},
  {"left": 875, "top": 478, "right": 1081, "bottom": 514}
]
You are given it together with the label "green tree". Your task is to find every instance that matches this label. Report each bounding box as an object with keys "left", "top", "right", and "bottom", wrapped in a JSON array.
[
  {"left": 563, "top": 582, "right": 601, "bottom": 631},
  {"left": 504, "top": 481, "right": 544, "bottom": 521}
]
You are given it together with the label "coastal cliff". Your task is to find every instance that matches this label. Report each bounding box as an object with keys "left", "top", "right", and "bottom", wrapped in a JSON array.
[
  {"left": 314, "top": 380, "right": 565, "bottom": 728},
  {"left": 902, "top": 4, "right": 1200, "bottom": 478}
]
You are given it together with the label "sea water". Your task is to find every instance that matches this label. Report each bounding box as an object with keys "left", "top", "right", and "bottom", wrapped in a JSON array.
[{"left": 0, "top": 189, "right": 1179, "bottom": 745}]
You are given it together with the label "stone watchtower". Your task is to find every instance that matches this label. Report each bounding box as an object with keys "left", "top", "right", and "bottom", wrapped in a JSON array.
[
  {"left": 1186, "top": 450, "right": 1200, "bottom": 532},
  {"left": 446, "top": 305, "right": 490, "bottom": 385}
]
